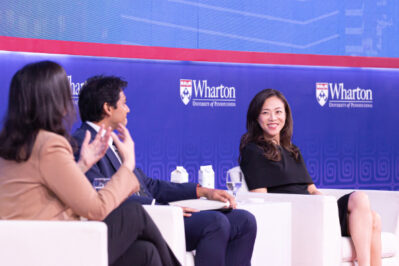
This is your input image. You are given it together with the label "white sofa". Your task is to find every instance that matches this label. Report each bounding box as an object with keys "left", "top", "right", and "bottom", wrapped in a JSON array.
[
  {"left": 0, "top": 205, "right": 188, "bottom": 266},
  {"left": 4, "top": 191, "right": 394, "bottom": 266},
  {"left": 236, "top": 189, "right": 399, "bottom": 266},
  {"left": 146, "top": 201, "right": 294, "bottom": 266},
  {"left": 0, "top": 220, "right": 108, "bottom": 266},
  {"left": 229, "top": 164, "right": 399, "bottom": 266},
  {"left": 148, "top": 183, "right": 399, "bottom": 266},
  {"left": 146, "top": 201, "right": 295, "bottom": 266}
]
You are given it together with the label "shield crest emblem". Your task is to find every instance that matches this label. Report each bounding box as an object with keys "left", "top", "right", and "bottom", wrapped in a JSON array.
[
  {"left": 316, "top": 82, "right": 329, "bottom": 106},
  {"left": 180, "top": 79, "right": 192, "bottom": 105}
]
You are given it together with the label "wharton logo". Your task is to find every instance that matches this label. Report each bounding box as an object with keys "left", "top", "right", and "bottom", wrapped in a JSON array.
[
  {"left": 179, "top": 79, "right": 236, "bottom": 108},
  {"left": 68, "top": 75, "right": 86, "bottom": 104},
  {"left": 316, "top": 82, "right": 329, "bottom": 107},
  {"left": 315, "top": 82, "right": 373, "bottom": 108},
  {"left": 180, "top": 79, "right": 192, "bottom": 105}
]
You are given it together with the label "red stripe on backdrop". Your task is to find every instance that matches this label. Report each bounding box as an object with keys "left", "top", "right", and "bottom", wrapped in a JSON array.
[{"left": 1, "top": 36, "right": 399, "bottom": 68}]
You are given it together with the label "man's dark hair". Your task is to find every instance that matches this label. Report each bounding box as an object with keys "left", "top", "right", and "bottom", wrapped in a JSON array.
[{"left": 78, "top": 76, "right": 127, "bottom": 122}]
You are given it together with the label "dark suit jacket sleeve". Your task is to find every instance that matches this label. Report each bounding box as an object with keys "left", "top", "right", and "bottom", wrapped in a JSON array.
[
  {"left": 72, "top": 128, "right": 84, "bottom": 162},
  {"left": 135, "top": 168, "right": 198, "bottom": 203},
  {"left": 72, "top": 126, "right": 106, "bottom": 184}
]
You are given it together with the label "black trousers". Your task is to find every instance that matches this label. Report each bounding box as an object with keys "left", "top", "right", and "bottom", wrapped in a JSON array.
[{"left": 103, "top": 200, "right": 180, "bottom": 266}]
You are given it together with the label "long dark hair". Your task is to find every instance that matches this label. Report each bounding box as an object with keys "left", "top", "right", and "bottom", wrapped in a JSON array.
[
  {"left": 239, "top": 88, "right": 299, "bottom": 162},
  {"left": 0, "top": 61, "right": 75, "bottom": 162}
]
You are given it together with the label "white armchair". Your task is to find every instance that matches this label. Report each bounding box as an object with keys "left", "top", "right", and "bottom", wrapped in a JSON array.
[
  {"left": 0, "top": 220, "right": 108, "bottom": 266},
  {"left": 237, "top": 189, "right": 399, "bottom": 266},
  {"left": 0, "top": 206, "right": 191, "bottom": 266},
  {"left": 320, "top": 188, "right": 399, "bottom": 266},
  {"left": 237, "top": 190, "right": 342, "bottom": 266},
  {"left": 146, "top": 200, "right": 294, "bottom": 266},
  {"left": 231, "top": 166, "right": 399, "bottom": 266}
]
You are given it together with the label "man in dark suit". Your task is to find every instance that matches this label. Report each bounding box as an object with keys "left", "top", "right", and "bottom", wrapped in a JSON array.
[{"left": 73, "top": 76, "right": 257, "bottom": 266}]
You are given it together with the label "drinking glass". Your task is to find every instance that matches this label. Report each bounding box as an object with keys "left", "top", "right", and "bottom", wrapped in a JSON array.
[
  {"left": 226, "top": 170, "right": 242, "bottom": 197},
  {"left": 93, "top": 177, "right": 110, "bottom": 191}
]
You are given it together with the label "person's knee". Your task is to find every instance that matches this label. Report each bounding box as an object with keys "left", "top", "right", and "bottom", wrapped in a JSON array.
[
  {"left": 208, "top": 212, "right": 231, "bottom": 238},
  {"left": 112, "top": 240, "right": 162, "bottom": 266},
  {"left": 246, "top": 211, "right": 257, "bottom": 235},
  {"left": 133, "top": 241, "right": 162, "bottom": 266},
  {"left": 237, "top": 210, "right": 257, "bottom": 236},
  {"left": 348, "top": 191, "right": 371, "bottom": 211},
  {"left": 372, "top": 211, "right": 382, "bottom": 232}
]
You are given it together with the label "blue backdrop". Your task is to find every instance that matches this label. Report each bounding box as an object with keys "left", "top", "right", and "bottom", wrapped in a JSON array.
[{"left": 0, "top": 51, "right": 398, "bottom": 190}]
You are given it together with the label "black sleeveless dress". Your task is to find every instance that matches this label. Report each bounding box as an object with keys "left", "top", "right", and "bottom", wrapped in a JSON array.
[{"left": 240, "top": 142, "right": 351, "bottom": 236}]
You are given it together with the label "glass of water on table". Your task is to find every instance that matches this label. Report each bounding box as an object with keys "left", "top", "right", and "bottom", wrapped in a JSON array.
[{"left": 226, "top": 170, "right": 242, "bottom": 197}]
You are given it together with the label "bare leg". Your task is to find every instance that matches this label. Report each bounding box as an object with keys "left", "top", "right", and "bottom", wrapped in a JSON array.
[
  {"left": 347, "top": 191, "right": 372, "bottom": 266},
  {"left": 370, "top": 211, "right": 382, "bottom": 266}
]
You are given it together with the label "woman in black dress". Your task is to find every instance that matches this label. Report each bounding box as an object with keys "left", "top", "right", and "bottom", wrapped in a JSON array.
[{"left": 239, "top": 89, "right": 381, "bottom": 266}]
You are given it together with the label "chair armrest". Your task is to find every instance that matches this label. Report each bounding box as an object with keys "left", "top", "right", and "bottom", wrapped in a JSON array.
[
  {"left": 0, "top": 220, "right": 107, "bottom": 266},
  {"left": 238, "top": 201, "right": 292, "bottom": 266},
  {"left": 143, "top": 205, "right": 186, "bottom": 266},
  {"left": 237, "top": 192, "right": 341, "bottom": 266}
]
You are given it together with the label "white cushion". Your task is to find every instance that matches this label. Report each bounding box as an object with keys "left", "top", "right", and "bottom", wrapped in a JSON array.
[
  {"left": 0, "top": 220, "right": 108, "bottom": 266},
  {"left": 342, "top": 232, "right": 398, "bottom": 262}
]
